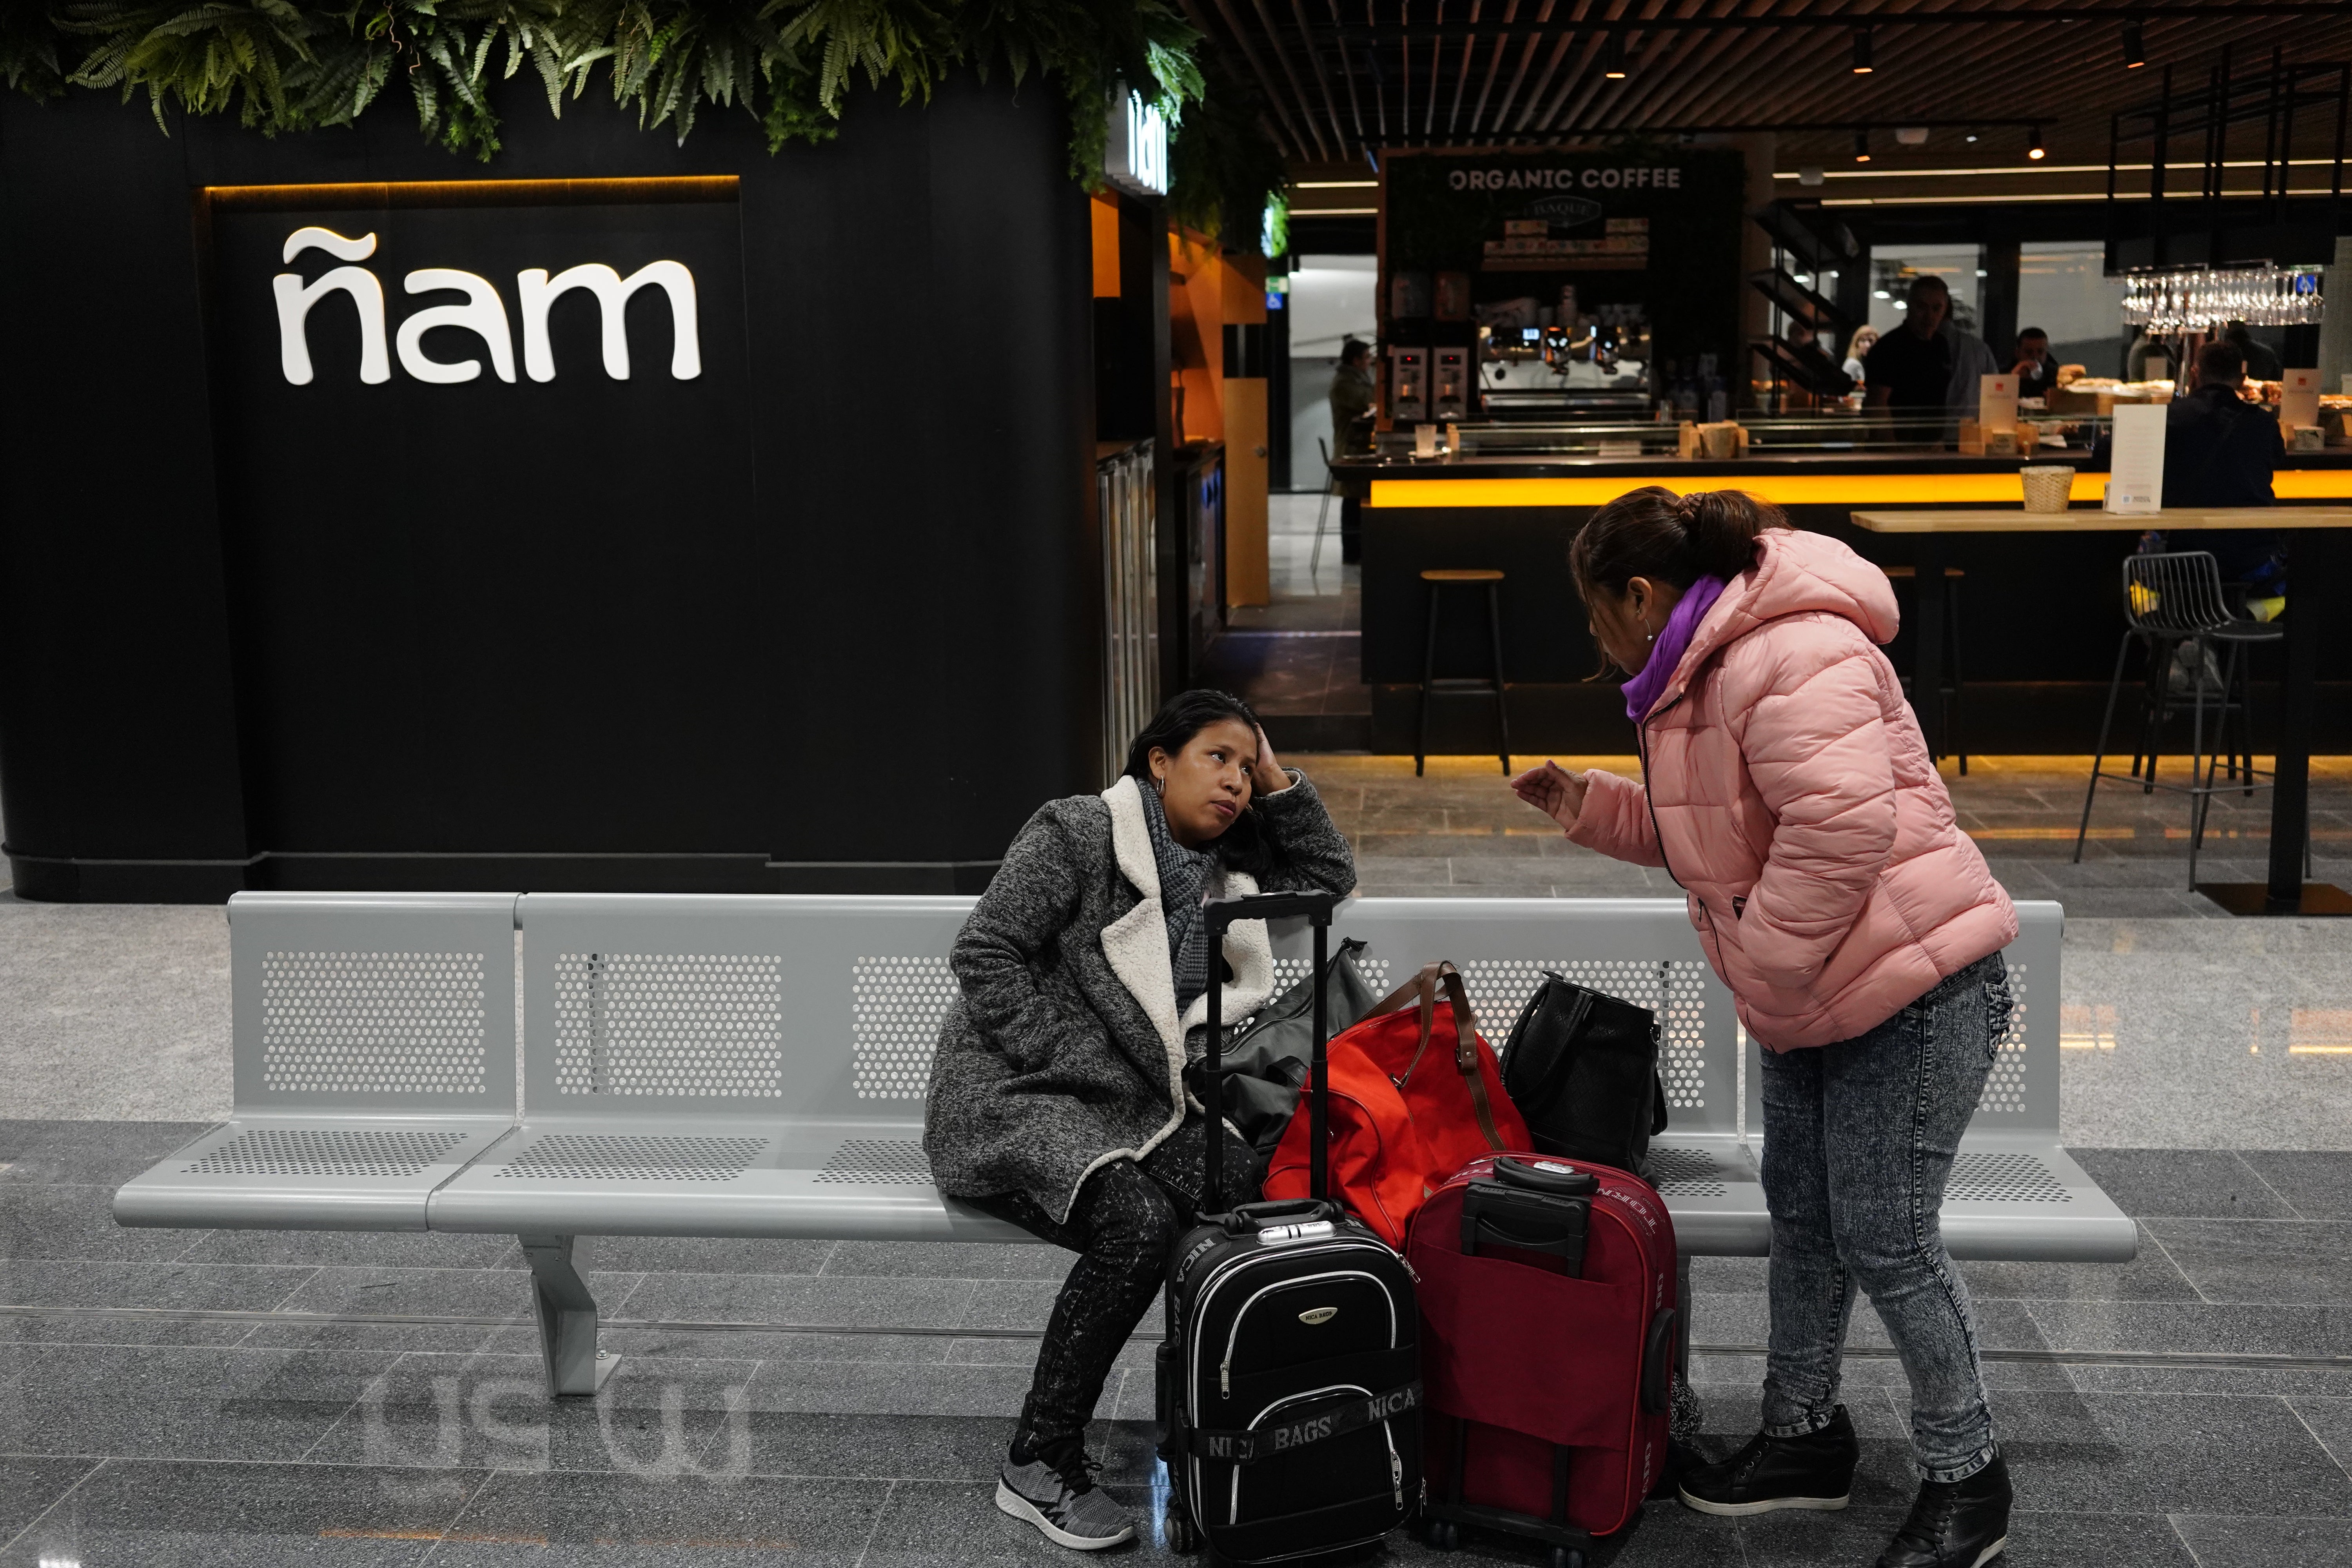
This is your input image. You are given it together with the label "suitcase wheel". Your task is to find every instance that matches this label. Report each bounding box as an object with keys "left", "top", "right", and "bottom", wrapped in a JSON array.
[
  {"left": 1549, "top": 1549, "right": 1584, "bottom": 1568},
  {"left": 1163, "top": 1508, "right": 1201, "bottom": 1555},
  {"left": 1425, "top": 1519, "right": 1460, "bottom": 1552}
]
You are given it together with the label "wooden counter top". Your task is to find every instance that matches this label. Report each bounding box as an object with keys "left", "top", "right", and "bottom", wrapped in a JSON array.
[{"left": 1850, "top": 507, "right": 2352, "bottom": 533}]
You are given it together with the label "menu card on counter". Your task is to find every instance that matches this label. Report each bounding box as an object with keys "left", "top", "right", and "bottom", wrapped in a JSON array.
[
  {"left": 1978, "top": 374, "right": 2018, "bottom": 434},
  {"left": 2280, "top": 368, "right": 2321, "bottom": 435},
  {"left": 2105, "top": 403, "right": 2166, "bottom": 514}
]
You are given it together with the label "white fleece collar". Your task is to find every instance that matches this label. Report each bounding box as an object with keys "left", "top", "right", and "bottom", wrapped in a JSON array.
[{"left": 1096, "top": 774, "right": 1277, "bottom": 1103}]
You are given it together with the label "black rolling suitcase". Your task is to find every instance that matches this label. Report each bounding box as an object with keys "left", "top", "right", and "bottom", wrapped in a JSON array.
[{"left": 1158, "top": 890, "right": 1423, "bottom": 1563}]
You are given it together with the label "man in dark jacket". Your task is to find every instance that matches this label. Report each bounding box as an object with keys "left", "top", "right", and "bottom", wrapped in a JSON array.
[{"left": 2093, "top": 339, "right": 2286, "bottom": 593}]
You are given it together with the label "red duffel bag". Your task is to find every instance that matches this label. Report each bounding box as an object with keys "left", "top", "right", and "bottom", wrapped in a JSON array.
[{"left": 1263, "top": 962, "right": 1529, "bottom": 1248}]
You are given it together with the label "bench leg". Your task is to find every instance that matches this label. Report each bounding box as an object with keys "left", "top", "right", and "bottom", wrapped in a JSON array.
[{"left": 520, "top": 1234, "right": 620, "bottom": 1399}]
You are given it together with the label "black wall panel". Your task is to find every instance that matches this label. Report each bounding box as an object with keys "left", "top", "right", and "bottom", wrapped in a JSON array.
[{"left": 0, "top": 76, "right": 1096, "bottom": 899}]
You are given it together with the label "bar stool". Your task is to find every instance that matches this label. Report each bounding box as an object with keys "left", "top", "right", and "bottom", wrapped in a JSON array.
[
  {"left": 1881, "top": 564, "right": 1969, "bottom": 776},
  {"left": 2074, "top": 550, "right": 2294, "bottom": 887},
  {"left": 1311, "top": 437, "right": 1337, "bottom": 582},
  {"left": 1417, "top": 569, "right": 1512, "bottom": 777}
]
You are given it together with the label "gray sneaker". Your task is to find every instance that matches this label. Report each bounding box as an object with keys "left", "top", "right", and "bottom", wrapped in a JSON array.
[{"left": 995, "top": 1444, "right": 1135, "bottom": 1551}]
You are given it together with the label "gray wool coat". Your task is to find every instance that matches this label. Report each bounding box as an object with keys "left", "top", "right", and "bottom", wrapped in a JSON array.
[{"left": 923, "top": 770, "right": 1357, "bottom": 1221}]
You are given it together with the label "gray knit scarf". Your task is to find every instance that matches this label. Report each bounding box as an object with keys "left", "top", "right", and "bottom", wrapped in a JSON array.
[{"left": 1142, "top": 781, "right": 1218, "bottom": 1016}]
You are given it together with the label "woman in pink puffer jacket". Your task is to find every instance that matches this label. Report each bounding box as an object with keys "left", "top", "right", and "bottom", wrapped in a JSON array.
[{"left": 1514, "top": 488, "right": 2019, "bottom": 1568}]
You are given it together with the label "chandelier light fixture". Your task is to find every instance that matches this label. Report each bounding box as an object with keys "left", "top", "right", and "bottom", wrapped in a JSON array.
[{"left": 2122, "top": 266, "right": 2325, "bottom": 334}]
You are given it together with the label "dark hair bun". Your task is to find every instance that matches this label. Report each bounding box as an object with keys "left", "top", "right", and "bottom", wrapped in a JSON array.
[
  {"left": 1681, "top": 490, "right": 1776, "bottom": 580},
  {"left": 1568, "top": 486, "right": 1786, "bottom": 599}
]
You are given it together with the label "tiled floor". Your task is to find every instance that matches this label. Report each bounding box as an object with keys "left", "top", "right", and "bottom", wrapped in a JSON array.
[
  {"left": 6, "top": 726, "right": 2352, "bottom": 1564},
  {"left": 4, "top": 1120, "right": 2352, "bottom": 1565}
]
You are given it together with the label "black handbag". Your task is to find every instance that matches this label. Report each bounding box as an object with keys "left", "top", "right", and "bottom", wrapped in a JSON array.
[
  {"left": 1496, "top": 971, "right": 1670, "bottom": 1174},
  {"left": 1187, "top": 938, "right": 1382, "bottom": 1161}
]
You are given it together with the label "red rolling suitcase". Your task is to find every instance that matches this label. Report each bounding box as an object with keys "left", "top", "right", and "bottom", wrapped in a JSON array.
[{"left": 1406, "top": 1152, "right": 1679, "bottom": 1568}]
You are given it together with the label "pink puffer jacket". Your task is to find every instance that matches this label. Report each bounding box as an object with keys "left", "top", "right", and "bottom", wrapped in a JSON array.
[{"left": 1568, "top": 528, "right": 2016, "bottom": 1051}]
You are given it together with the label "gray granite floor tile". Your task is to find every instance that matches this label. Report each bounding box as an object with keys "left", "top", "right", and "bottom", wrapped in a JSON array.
[
  {"left": 940, "top": 1333, "right": 1154, "bottom": 1370},
  {"left": 178, "top": 1229, "right": 522, "bottom": 1269},
  {"left": 1693, "top": 1292, "right": 2051, "bottom": 1354},
  {"left": 2236, "top": 1151, "right": 2352, "bottom": 1219},
  {"left": 739, "top": 1357, "right": 1106, "bottom": 1420},
  {"left": 600, "top": 1325, "right": 952, "bottom": 1365},
  {"left": 821, "top": 1241, "right": 1068, "bottom": 1281},
  {"left": 1739, "top": 1505, "right": 2196, "bottom": 1568},
  {"left": 0, "top": 1309, "right": 257, "bottom": 1349},
  {"left": 2285, "top": 1396, "right": 2352, "bottom": 1473},
  {"left": 427, "top": 1468, "right": 891, "bottom": 1565},
  {"left": 235, "top": 1318, "right": 510, "bottom": 1355},
  {"left": 718, "top": 1412, "right": 1149, "bottom": 1484},
  {"left": 2166, "top": 1513, "right": 2352, "bottom": 1567},
  {"left": 0, "top": 1454, "right": 100, "bottom": 1545},
  {"left": 1688, "top": 1349, "right": 2076, "bottom": 1396},
  {"left": 962, "top": 1279, "right": 1063, "bottom": 1330},
  {"left": 0, "top": 1343, "right": 398, "bottom": 1461},
  {"left": 1686, "top": 1255, "right": 1768, "bottom": 1293},
  {"left": 0, "top": 1257, "right": 317, "bottom": 1312},
  {"left": 2026, "top": 1298, "right": 2352, "bottom": 1357},
  {"left": 615, "top": 1273, "right": 975, "bottom": 1330},
  {"left": 0, "top": 1458, "right": 483, "bottom": 1568},
  {"left": 1997, "top": 1389, "right": 2352, "bottom": 1517},
  {"left": 272, "top": 1266, "right": 569, "bottom": 1322},
  {"left": 1956, "top": 1224, "right": 2198, "bottom": 1301},
  {"left": 0, "top": 902, "right": 233, "bottom": 1123},
  {"left": 0, "top": 1185, "right": 207, "bottom": 1262},
  {"left": 2065, "top": 1150, "right": 2296, "bottom": 1218},
  {"left": 572, "top": 1236, "right": 837, "bottom": 1276},
  {"left": 305, "top": 1350, "right": 757, "bottom": 1474},
  {"left": 2067, "top": 1365, "right": 2352, "bottom": 1398},
  {"left": 858, "top": 1478, "right": 1167, "bottom": 1567},
  {"left": 2141, "top": 1218, "right": 2352, "bottom": 1305}
]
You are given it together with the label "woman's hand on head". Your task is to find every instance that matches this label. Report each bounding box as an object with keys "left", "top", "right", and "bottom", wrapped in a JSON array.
[
  {"left": 1510, "top": 760, "right": 1590, "bottom": 831},
  {"left": 1250, "top": 725, "right": 1289, "bottom": 797}
]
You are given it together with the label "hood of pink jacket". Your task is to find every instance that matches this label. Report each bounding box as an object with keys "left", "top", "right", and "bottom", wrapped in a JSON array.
[{"left": 1648, "top": 528, "right": 1900, "bottom": 717}]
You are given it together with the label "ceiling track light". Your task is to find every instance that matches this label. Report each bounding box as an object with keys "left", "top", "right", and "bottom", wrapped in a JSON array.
[
  {"left": 1851, "top": 28, "right": 1873, "bottom": 74},
  {"left": 1600, "top": 31, "right": 1628, "bottom": 80},
  {"left": 1855, "top": 129, "right": 1872, "bottom": 164},
  {"left": 2027, "top": 125, "right": 2046, "bottom": 160},
  {"left": 2122, "top": 16, "right": 2146, "bottom": 68}
]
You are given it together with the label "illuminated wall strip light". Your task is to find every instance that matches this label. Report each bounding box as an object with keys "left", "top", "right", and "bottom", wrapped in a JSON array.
[
  {"left": 1292, "top": 180, "right": 1381, "bottom": 189},
  {"left": 1823, "top": 188, "right": 2347, "bottom": 205}
]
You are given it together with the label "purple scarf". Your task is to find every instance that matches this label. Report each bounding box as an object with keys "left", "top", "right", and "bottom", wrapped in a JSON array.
[{"left": 1621, "top": 575, "right": 1728, "bottom": 723}]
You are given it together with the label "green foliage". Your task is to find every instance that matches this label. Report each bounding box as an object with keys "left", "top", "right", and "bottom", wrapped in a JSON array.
[
  {"left": 4, "top": 1, "right": 1273, "bottom": 245},
  {"left": 1163, "top": 42, "right": 1283, "bottom": 252}
]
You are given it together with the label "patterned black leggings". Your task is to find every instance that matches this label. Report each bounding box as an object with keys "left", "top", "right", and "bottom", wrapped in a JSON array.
[{"left": 969, "top": 1116, "right": 1261, "bottom": 1449}]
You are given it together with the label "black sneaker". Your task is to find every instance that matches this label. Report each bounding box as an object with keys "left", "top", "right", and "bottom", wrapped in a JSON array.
[
  {"left": 1875, "top": 1451, "right": 2012, "bottom": 1568},
  {"left": 995, "top": 1432, "right": 1135, "bottom": 1551},
  {"left": 1678, "top": 1404, "right": 1860, "bottom": 1517}
]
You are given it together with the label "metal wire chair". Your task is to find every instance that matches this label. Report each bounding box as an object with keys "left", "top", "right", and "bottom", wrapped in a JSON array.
[{"left": 2074, "top": 550, "right": 2291, "bottom": 886}]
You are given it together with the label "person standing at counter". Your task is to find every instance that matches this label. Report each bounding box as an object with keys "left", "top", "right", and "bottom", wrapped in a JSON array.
[
  {"left": 1864, "top": 275, "right": 1998, "bottom": 440},
  {"left": 1511, "top": 488, "right": 2021, "bottom": 1568}
]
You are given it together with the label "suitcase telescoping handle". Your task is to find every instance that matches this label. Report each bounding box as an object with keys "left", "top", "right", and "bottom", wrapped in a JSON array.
[{"left": 1203, "top": 890, "right": 1339, "bottom": 1214}]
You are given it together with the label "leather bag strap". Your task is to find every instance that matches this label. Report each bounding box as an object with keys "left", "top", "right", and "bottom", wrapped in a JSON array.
[{"left": 1365, "top": 962, "right": 1507, "bottom": 1152}]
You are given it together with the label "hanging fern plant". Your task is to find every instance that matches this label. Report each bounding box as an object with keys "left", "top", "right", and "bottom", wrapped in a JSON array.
[{"left": 3, "top": 3, "right": 1272, "bottom": 248}]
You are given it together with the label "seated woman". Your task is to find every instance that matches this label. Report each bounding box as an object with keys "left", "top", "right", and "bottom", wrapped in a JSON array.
[{"left": 924, "top": 689, "right": 1357, "bottom": 1552}]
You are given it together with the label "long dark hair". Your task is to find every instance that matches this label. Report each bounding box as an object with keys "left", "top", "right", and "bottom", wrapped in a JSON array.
[
  {"left": 1123, "top": 688, "right": 1273, "bottom": 872},
  {"left": 1569, "top": 486, "right": 1785, "bottom": 601}
]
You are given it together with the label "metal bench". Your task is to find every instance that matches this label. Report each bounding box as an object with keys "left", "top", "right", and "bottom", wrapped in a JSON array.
[{"left": 115, "top": 890, "right": 2132, "bottom": 1398}]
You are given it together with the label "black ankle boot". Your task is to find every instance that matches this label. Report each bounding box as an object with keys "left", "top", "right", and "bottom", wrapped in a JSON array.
[
  {"left": 1677, "top": 1405, "right": 1859, "bottom": 1516},
  {"left": 1876, "top": 1451, "right": 2013, "bottom": 1568}
]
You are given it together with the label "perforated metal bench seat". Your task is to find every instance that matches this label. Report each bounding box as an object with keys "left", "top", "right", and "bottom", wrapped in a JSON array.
[
  {"left": 112, "top": 893, "right": 521, "bottom": 1231},
  {"left": 428, "top": 1118, "right": 1029, "bottom": 1241},
  {"left": 114, "top": 889, "right": 2133, "bottom": 1395}
]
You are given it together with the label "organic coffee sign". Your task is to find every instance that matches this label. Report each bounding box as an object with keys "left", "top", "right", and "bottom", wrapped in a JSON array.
[{"left": 1383, "top": 148, "right": 1744, "bottom": 363}]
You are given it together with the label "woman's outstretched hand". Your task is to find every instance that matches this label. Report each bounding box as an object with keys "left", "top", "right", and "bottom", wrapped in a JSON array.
[{"left": 1511, "top": 760, "right": 1590, "bottom": 831}]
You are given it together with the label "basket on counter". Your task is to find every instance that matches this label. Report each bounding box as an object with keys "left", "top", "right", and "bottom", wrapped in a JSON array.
[{"left": 2020, "top": 465, "right": 2076, "bottom": 514}]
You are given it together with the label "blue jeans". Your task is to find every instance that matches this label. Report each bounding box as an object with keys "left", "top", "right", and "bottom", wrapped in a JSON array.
[{"left": 1758, "top": 953, "right": 2012, "bottom": 1483}]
